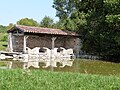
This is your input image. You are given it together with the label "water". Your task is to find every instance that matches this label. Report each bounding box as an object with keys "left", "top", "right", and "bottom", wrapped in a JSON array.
[
  {"left": 0, "top": 58, "right": 75, "bottom": 70},
  {"left": 0, "top": 59, "right": 120, "bottom": 76}
]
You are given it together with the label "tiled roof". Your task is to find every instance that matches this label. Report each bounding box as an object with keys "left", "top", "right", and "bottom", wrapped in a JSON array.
[{"left": 8, "top": 25, "right": 78, "bottom": 36}]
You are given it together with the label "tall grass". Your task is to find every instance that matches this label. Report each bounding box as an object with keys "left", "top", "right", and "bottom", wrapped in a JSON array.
[{"left": 0, "top": 69, "right": 120, "bottom": 90}]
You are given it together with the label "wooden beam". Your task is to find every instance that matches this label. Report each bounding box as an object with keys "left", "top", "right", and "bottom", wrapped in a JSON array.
[{"left": 51, "top": 37, "right": 56, "bottom": 49}]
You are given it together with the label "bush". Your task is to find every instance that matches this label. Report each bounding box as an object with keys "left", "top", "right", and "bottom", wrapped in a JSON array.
[{"left": 0, "top": 33, "right": 8, "bottom": 42}]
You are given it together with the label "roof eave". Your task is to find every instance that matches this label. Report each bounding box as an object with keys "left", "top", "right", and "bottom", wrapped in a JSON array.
[{"left": 7, "top": 26, "right": 25, "bottom": 33}]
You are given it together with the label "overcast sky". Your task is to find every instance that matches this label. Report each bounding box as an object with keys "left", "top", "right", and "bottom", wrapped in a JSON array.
[{"left": 0, "top": 0, "right": 58, "bottom": 26}]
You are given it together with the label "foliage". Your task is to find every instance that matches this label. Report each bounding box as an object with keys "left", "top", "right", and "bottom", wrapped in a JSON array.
[
  {"left": 0, "top": 69, "right": 119, "bottom": 90},
  {"left": 0, "top": 33, "right": 8, "bottom": 42},
  {"left": 0, "top": 41, "right": 8, "bottom": 50},
  {"left": 53, "top": 0, "right": 120, "bottom": 61},
  {"left": 0, "top": 25, "right": 8, "bottom": 51},
  {"left": 40, "top": 16, "right": 54, "bottom": 28},
  {"left": 0, "top": 25, "right": 7, "bottom": 33},
  {"left": 17, "top": 18, "right": 39, "bottom": 26},
  {"left": 6, "top": 23, "right": 14, "bottom": 30}
]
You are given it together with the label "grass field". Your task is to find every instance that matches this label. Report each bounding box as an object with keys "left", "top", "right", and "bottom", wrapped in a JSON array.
[{"left": 0, "top": 69, "right": 120, "bottom": 90}]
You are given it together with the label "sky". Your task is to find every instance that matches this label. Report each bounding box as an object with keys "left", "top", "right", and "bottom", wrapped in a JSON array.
[{"left": 0, "top": 0, "right": 58, "bottom": 26}]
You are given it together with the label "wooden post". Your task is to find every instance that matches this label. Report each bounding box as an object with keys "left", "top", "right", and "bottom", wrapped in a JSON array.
[
  {"left": 52, "top": 37, "right": 56, "bottom": 49},
  {"left": 51, "top": 37, "right": 56, "bottom": 71},
  {"left": 23, "top": 35, "right": 29, "bottom": 53},
  {"left": 8, "top": 33, "right": 13, "bottom": 52}
]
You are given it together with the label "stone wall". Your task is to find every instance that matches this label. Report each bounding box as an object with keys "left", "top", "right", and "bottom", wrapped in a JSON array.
[
  {"left": 27, "top": 35, "right": 52, "bottom": 49},
  {"left": 12, "top": 35, "right": 24, "bottom": 52},
  {"left": 12, "top": 34, "right": 81, "bottom": 54}
]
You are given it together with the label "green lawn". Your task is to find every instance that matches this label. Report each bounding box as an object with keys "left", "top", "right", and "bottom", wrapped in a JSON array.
[{"left": 0, "top": 69, "right": 120, "bottom": 90}]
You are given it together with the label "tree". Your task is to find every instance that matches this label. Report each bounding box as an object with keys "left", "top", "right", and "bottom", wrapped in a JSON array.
[
  {"left": 0, "top": 25, "right": 7, "bottom": 33},
  {"left": 40, "top": 16, "right": 54, "bottom": 28},
  {"left": 53, "top": 0, "right": 87, "bottom": 31},
  {"left": 6, "top": 23, "right": 14, "bottom": 30},
  {"left": 53, "top": 0, "right": 120, "bottom": 61},
  {"left": 17, "top": 18, "right": 39, "bottom": 26}
]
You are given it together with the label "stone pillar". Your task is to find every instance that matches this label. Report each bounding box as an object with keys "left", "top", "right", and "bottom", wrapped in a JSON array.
[
  {"left": 76, "top": 38, "right": 82, "bottom": 58},
  {"left": 23, "top": 35, "right": 29, "bottom": 53},
  {"left": 8, "top": 33, "right": 13, "bottom": 52},
  {"left": 51, "top": 37, "right": 57, "bottom": 71}
]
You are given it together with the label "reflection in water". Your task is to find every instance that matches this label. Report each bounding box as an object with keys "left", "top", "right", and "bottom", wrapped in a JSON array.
[
  {"left": 0, "top": 59, "right": 74, "bottom": 69},
  {"left": 0, "top": 47, "right": 74, "bottom": 69},
  {"left": 0, "top": 61, "right": 13, "bottom": 69},
  {"left": 19, "top": 57, "right": 74, "bottom": 69},
  {"left": 1, "top": 54, "right": 74, "bottom": 69}
]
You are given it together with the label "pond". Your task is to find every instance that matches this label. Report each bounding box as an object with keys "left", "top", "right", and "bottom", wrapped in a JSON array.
[
  {"left": 0, "top": 59, "right": 120, "bottom": 76},
  {"left": 53, "top": 59, "right": 120, "bottom": 76}
]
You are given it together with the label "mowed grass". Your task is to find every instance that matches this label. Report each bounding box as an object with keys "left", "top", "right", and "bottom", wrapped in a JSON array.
[{"left": 0, "top": 69, "right": 120, "bottom": 90}]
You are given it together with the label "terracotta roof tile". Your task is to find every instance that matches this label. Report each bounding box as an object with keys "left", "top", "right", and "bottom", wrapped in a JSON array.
[{"left": 8, "top": 25, "right": 78, "bottom": 36}]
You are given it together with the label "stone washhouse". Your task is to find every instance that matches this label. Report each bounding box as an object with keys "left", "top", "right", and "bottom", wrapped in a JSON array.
[{"left": 7, "top": 25, "right": 82, "bottom": 58}]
